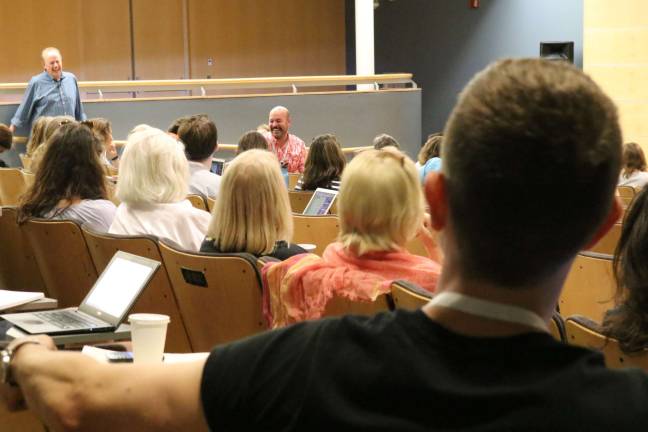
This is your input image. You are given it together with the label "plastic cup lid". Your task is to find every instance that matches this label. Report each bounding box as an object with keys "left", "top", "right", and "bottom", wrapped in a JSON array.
[{"left": 128, "top": 313, "right": 170, "bottom": 325}]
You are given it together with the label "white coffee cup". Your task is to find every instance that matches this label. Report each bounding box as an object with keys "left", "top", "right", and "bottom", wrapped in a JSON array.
[
  {"left": 298, "top": 243, "right": 317, "bottom": 252},
  {"left": 128, "top": 313, "right": 170, "bottom": 363}
]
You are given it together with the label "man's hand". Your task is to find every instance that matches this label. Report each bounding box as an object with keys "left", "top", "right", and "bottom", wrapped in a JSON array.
[
  {"left": 1, "top": 335, "right": 57, "bottom": 411},
  {"left": 8, "top": 124, "right": 15, "bottom": 134}
]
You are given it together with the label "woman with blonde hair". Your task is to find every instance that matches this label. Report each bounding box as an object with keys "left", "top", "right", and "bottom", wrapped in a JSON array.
[
  {"left": 201, "top": 149, "right": 305, "bottom": 259},
  {"left": 25, "top": 116, "right": 52, "bottom": 157},
  {"left": 264, "top": 149, "right": 442, "bottom": 326},
  {"left": 295, "top": 134, "right": 345, "bottom": 191},
  {"left": 109, "top": 125, "right": 210, "bottom": 251},
  {"left": 29, "top": 115, "right": 74, "bottom": 173},
  {"left": 618, "top": 142, "right": 648, "bottom": 189}
]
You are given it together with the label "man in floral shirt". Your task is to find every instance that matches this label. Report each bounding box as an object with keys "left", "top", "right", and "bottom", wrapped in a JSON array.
[{"left": 263, "top": 106, "right": 307, "bottom": 173}]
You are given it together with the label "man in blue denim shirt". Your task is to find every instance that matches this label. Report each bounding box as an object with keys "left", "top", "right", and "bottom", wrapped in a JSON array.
[{"left": 9, "top": 47, "right": 86, "bottom": 134}]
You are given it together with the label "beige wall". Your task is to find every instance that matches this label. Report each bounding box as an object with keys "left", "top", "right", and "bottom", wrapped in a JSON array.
[
  {"left": 584, "top": 0, "right": 648, "bottom": 151},
  {"left": 0, "top": 0, "right": 346, "bottom": 82}
]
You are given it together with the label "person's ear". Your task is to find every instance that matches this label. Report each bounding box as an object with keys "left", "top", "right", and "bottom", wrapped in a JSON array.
[
  {"left": 584, "top": 196, "right": 622, "bottom": 249},
  {"left": 424, "top": 172, "right": 448, "bottom": 231}
]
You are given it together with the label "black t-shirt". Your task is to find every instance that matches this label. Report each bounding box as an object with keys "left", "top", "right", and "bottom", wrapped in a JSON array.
[
  {"left": 200, "top": 239, "right": 306, "bottom": 261},
  {"left": 200, "top": 310, "right": 648, "bottom": 431}
]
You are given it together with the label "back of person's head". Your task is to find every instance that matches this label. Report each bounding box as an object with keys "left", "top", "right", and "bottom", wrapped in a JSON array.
[
  {"left": 26, "top": 116, "right": 52, "bottom": 156},
  {"left": 167, "top": 115, "right": 192, "bottom": 136},
  {"left": 177, "top": 115, "right": 218, "bottom": 161},
  {"left": 302, "top": 134, "right": 346, "bottom": 191},
  {"left": 43, "top": 116, "right": 74, "bottom": 144},
  {"left": 621, "top": 142, "right": 646, "bottom": 177},
  {"left": 417, "top": 133, "right": 443, "bottom": 165},
  {"left": 29, "top": 116, "right": 76, "bottom": 173},
  {"left": 373, "top": 133, "right": 400, "bottom": 150},
  {"left": 117, "top": 125, "right": 189, "bottom": 205},
  {"left": 82, "top": 118, "right": 112, "bottom": 148},
  {"left": 442, "top": 58, "right": 621, "bottom": 287},
  {"left": 339, "top": 149, "right": 423, "bottom": 255},
  {"left": 206, "top": 149, "right": 292, "bottom": 255},
  {"left": 237, "top": 130, "right": 267, "bottom": 155},
  {"left": 602, "top": 187, "right": 648, "bottom": 353},
  {"left": 17, "top": 123, "right": 106, "bottom": 224},
  {"left": 0, "top": 123, "right": 12, "bottom": 151}
]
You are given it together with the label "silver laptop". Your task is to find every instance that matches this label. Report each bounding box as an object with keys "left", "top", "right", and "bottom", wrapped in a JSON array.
[
  {"left": 303, "top": 188, "right": 338, "bottom": 216},
  {"left": 1, "top": 251, "right": 160, "bottom": 335}
]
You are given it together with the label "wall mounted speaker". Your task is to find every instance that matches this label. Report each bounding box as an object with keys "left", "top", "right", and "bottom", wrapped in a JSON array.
[{"left": 540, "top": 42, "right": 574, "bottom": 64}]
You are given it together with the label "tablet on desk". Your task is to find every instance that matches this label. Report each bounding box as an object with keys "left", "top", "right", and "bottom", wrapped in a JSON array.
[{"left": 303, "top": 188, "right": 338, "bottom": 216}]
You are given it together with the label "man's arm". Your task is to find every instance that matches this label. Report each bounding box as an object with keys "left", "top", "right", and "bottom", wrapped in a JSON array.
[
  {"left": 8, "top": 342, "right": 209, "bottom": 432},
  {"left": 10, "top": 79, "right": 37, "bottom": 131}
]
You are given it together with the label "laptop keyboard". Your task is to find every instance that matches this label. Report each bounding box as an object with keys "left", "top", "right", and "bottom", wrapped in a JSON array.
[{"left": 34, "top": 311, "right": 103, "bottom": 329}]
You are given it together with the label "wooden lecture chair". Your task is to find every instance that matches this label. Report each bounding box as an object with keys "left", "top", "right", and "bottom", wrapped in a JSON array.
[
  {"left": 566, "top": 315, "right": 648, "bottom": 370},
  {"left": 0, "top": 404, "right": 45, "bottom": 432},
  {"left": 0, "top": 207, "right": 45, "bottom": 292},
  {"left": 206, "top": 196, "right": 216, "bottom": 213},
  {"left": 559, "top": 252, "right": 616, "bottom": 323},
  {"left": 549, "top": 312, "right": 566, "bottom": 343},
  {"left": 321, "top": 293, "right": 393, "bottom": 318},
  {"left": 288, "top": 190, "right": 313, "bottom": 213},
  {"left": 81, "top": 225, "right": 192, "bottom": 353},
  {"left": 186, "top": 194, "right": 208, "bottom": 211},
  {"left": 587, "top": 223, "right": 622, "bottom": 255},
  {"left": 22, "top": 219, "right": 98, "bottom": 308},
  {"left": 0, "top": 168, "right": 27, "bottom": 206},
  {"left": 390, "top": 280, "right": 433, "bottom": 311},
  {"left": 19, "top": 153, "right": 32, "bottom": 171},
  {"left": 292, "top": 214, "right": 339, "bottom": 256},
  {"left": 159, "top": 240, "right": 266, "bottom": 352},
  {"left": 21, "top": 169, "right": 35, "bottom": 189},
  {"left": 617, "top": 186, "right": 636, "bottom": 207},
  {"left": 288, "top": 173, "right": 300, "bottom": 190},
  {"left": 106, "top": 181, "right": 120, "bottom": 206}
]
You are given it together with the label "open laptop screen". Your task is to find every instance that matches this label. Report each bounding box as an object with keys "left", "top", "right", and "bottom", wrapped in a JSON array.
[
  {"left": 79, "top": 252, "right": 160, "bottom": 326},
  {"left": 211, "top": 158, "right": 225, "bottom": 175},
  {"left": 303, "top": 188, "right": 338, "bottom": 216}
]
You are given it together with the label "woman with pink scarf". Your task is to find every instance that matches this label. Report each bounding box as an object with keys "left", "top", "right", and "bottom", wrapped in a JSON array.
[{"left": 264, "top": 149, "right": 442, "bottom": 327}]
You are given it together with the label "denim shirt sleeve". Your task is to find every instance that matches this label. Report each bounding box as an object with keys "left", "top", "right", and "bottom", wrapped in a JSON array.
[{"left": 10, "top": 77, "right": 38, "bottom": 129}]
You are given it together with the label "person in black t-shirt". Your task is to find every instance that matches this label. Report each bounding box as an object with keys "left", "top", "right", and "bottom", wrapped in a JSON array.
[{"left": 3, "top": 59, "right": 647, "bottom": 432}]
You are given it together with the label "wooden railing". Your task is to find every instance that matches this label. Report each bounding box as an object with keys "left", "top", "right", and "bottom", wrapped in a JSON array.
[
  {"left": 13, "top": 138, "right": 371, "bottom": 156},
  {"left": 0, "top": 73, "right": 415, "bottom": 99}
]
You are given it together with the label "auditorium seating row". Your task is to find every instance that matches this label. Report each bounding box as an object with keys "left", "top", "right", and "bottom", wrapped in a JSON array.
[{"left": 0, "top": 207, "right": 439, "bottom": 353}]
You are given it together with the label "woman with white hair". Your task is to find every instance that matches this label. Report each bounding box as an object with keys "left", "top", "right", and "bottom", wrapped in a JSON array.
[
  {"left": 109, "top": 125, "right": 210, "bottom": 251},
  {"left": 201, "top": 149, "right": 305, "bottom": 259},
  {"left": 265, "top": 149, "right": 442, "bottom": 326}
]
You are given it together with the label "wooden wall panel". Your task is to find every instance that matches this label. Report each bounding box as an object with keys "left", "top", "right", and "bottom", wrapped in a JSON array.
[
  {"left": 187, "top": 0, "right": 346, "bottom": 79},
  {"left": 79, "top": 0, "right": 132, "bottom": 81},
  {"left": 0, "top": 0, "right": 131, "bottom": 83},
  {"left": 585, "top": 0, "right": 648, "bottom": 147},
  {"left": 131, "top": 0, "right": 185, "bottom": 80},
  {"left": 0, "top": 0, "right": 347, "bottom": 92}
]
